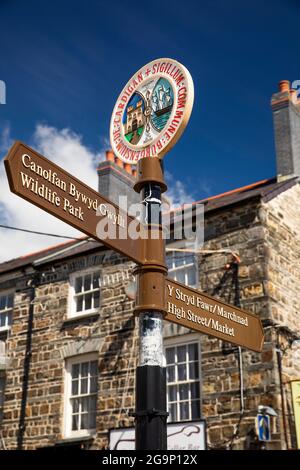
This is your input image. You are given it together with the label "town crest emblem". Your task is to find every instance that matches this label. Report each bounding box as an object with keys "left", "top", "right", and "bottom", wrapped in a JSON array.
[{"left": 110, "top": 58, "right": 194, "bottom": 164}]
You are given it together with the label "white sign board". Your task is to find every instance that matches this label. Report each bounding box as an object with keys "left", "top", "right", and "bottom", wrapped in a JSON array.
[{"left": 110, "top": 421, "right": 206, "bottom": 450}]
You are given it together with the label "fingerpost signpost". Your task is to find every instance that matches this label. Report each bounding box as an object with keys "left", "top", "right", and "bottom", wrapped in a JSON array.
[
  {"left": 165, "top": 278, "right": 264, "bottom": 352},
  {"left": 4, "top": 58, "right": 264, "bottom": 450},
  {"left": 5, "top": 141, "right": 145, "bottom": 265},
  {"left": 110, "top": 58, "right": 195, "bottom": 450}
]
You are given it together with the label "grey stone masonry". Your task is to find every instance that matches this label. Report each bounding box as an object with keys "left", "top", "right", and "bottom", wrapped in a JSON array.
[{"left": 97, "top": 160, "right": 139, "bottom": 209}]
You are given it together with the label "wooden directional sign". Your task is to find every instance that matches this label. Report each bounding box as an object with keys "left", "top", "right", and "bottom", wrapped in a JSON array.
[
  {"left": 4, "top": 141, "right": 145, "bottom": 265},
  {"left": 165, "top": 278, "right": 264, "bottom": 352}
]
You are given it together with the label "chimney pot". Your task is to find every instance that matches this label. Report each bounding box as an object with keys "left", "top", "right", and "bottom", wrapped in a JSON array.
[
  {"left": 115, "top": 157, "right": 123, "bottom": 168},
  {"left": 106, "top": 150, "right": 115, "bottom": 162},
  {"left": 124, "top": 163, "right": 132, "bottom": 174},
  {"left": 279, "top": 80, "right": 290, "bottom": 93}
]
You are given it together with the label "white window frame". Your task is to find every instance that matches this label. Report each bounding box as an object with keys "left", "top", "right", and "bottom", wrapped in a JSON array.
[
  {"left": 68, "top": 268, "right": 101, "bottom": 318},
  {"left": 0, "top": 290, "right": 14, "bottom": 332},
  {"left": 64, "top": 353, "right": 98, "bottom": 438},
  {"left": 164, "top": 334, "right": 202, "bottom": 423},
  {"left": 166, "top": 240, "right": 198, "bottom": 288}
]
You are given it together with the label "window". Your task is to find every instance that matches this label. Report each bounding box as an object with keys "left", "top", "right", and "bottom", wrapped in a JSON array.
[
  {"left": 64, "top": 354, "right": 98, "bottom": 437},
  {"left": 70, "top": 271, "right": 100, "bottom": 317},
  {"left": 0, "top": 292, "right": 14, "bottom": 331},
  {"left": 167, "top": 251, "right": 197, "bottom": 287},
  {"left": 165, "top": 339, "right": 201, "bottom": 423}
]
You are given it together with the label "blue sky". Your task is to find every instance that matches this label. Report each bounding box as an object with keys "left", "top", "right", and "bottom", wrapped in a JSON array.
[{"left": 0, "top": 0, "right": 299, "bottom": 260}]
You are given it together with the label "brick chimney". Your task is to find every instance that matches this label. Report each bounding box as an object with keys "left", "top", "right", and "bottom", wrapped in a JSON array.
[
  {"left": 97, "top": 150, "right": 139, "bottom": 208},
  {"left": 271, "top": 80, "right": 300, "bottom": 180}
]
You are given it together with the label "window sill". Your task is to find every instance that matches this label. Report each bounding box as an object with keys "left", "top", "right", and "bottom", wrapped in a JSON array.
[
  {"left": 62, "top": 312, "right": 100, "bottom": 327},
  {"left": 39, "top": 434, "right": 96, "bottom": 449},
  {"left": 56, "top": 434, "right": 96, "bottom": 445},
  {"left": 0, "top": 327, "right": 11, "bottom": 333}
]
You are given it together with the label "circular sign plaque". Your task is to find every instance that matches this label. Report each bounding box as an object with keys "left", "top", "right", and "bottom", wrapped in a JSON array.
[{"left": 110, "top": 58, "right": 194, "bottom": 164}]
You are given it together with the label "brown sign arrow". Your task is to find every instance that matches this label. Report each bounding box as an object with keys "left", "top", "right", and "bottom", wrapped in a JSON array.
[
  {"left": 165, "top": 278, "right": 264, "bottom": 352},
  {"left": 4, "top": 141, "right": 145, "bottom": 265}
]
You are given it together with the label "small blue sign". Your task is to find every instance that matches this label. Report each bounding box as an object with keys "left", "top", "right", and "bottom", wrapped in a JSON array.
[{"left": 257, "top": 414, "right": 271, "bottom": 441}]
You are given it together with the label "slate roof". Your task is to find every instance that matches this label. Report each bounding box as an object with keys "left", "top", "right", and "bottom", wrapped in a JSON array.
[
  {"left": 0, "top": 176, "right": 298, "bottom": 274},
  {"left": 170, "top": 176, "right": 298, "bottom": 216},
  {"left": 0, "top": 236, "right": 94, "bottom": 275}
]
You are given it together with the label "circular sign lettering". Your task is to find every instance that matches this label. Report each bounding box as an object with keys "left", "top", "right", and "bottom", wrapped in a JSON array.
[{"left": 110, "top": 58, "right": 194, "bottom": 164}]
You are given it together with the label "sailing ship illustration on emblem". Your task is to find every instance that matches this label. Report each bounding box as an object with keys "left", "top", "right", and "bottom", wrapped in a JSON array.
[
  {"left": 123, "top": 78, "right": 174, "bottom": 145},
  {"left": 150, "top": 78, "right": 174, "bottom": 131}
]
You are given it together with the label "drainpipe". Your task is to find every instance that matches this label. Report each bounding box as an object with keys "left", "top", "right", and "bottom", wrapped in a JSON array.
[
  {"left": 275, "top": 330, "right": 289, "bottom": 450},
  {"left": 17, "top": 272, "right": 40, "bottom": 450},
  {"left": 229, "top": 262, "right": 244, "bottom": 450}
]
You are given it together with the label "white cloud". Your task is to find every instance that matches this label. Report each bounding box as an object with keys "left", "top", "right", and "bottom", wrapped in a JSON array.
[
  {"left": 32, "top": 125, "right": 102, "bottom": 185},
  {"left": 165, "top": 170, "right": 195, "bottom": 209},
  {"left": 0, "top": 124, "right": 13, "bottom": 153},
  {"left": 0, "top": 124, "right": 105, "bottom": 262}
]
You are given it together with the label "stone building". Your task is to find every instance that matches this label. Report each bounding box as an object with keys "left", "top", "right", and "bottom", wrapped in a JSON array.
[{"left": 0, "top": 81, "right": 300, "bottom": 450}]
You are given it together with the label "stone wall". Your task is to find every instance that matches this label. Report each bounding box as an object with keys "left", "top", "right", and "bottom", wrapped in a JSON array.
[
  {"left": 1, "top": 185, "right": 300, "bottom": 450},
  {"left": 262, "top": 182, "right": 300, "bottom": 449},
  {"left": 1, "top": 252, "right": 138, "bottom": 449},
  {"left": 198, "top": 199, "right": 279, "bottom": 449}
]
